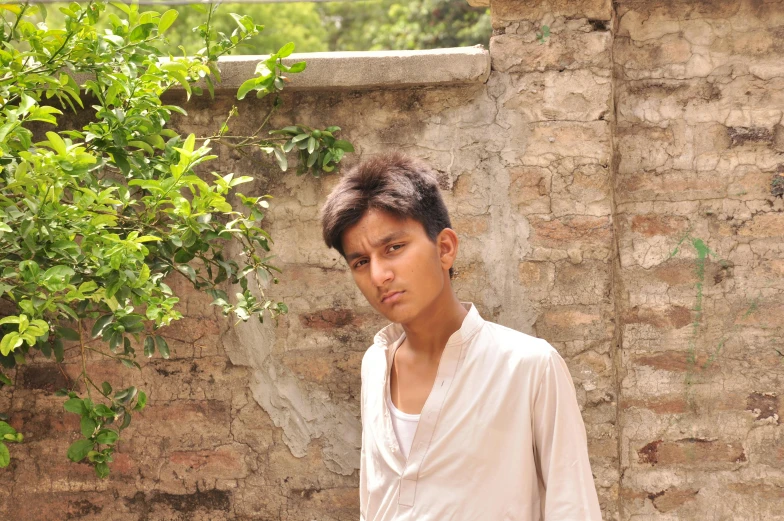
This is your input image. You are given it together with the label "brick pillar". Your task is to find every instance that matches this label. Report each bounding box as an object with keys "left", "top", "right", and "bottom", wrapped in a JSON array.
[
  {"left": 484, "top": 1, "right": 619, "bottom": 519},
  {"left": 614, "top": 1, "right": 784, "bottom": 519}
]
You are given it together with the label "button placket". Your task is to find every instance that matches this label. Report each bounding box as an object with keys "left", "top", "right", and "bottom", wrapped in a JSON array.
[{"left": 397, "top": 340, "right": 464, "bottom": 507}]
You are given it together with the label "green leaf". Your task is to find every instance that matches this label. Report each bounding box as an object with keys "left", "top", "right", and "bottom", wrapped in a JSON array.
[
  {"left": 120, "top": 358, "right": 140, "bottom": 370},
  {"left": 57, "top": 327, "right": 80, "bottom": 341},
  {"left": 91, "top": 315, "right": 114, "bottom": 339},
  {"left": 176, "top": 264, "right": 196, "bottom": 283},
  {"left": 44, "top": 131, "right": 67, "bottom": 155},
  {"left": 237, "top": 78, "right": 259, "bottom": 101},
  {"left": 129, "top": 140, "right": 154, "bottom": 155},
  {"left": 67, "top": 439, "right": 94, "bottom": 462},
  {"left": 115, "top": 387, "right": 137, "bottom": 403},
  {"left": 94, "top": 405, "right": 114, "bottom": 418},
  {"left": 155, "top": 336, "right": 170, "bottom": 359},
  {"left": 95, "top": 461, "right": 110, "bottom": 478},
  {"left": 80, "top": 416, "right": 97, "bottom": 438},
  {"left": 102, "top": 382, "right": 112, "bottom": 396},
  {"left": 17, "top": 315, "right": 28, "bottom": 334},
  {"left": 0, "top": 422, "right": 15, "bottom": 437},
  {"left": 0, "top": 333, "right": 22, "bottom": 357},
  {"left": 0, "top": 442, "right": 8, "bottom": 468},
  {"left": 28, "top": 106, "right": 62, "bottom": 125},
  {"left": 274, "top": 149, "right": 287, "bottom": 172},
  {"left": 158, "top": 9, "right": 178, "bottom": 33},
  {"left": 144, "top": 336, "right": 155, "bottom": 357},
  {"left": 95, "top": 429, "right": 119, "bottom": 445},
  {"left": 334, "top": 140, "right": 355, "bottom": 152},
  {"left": 42, "top": 265, "right": 75, "bottom": 291},
  {"left": 129, "top": 22, "right": 155, "bottom": 42},
  {"left": 110, "top": 2, "right": 131, "bottom": 15},
  {"left": 53, "top": 339, "right": 64, "bottom": 363},
  {"left": 134, "top": 390, "right": 147, "bottom": 411},
  {"left": 64, "top": 398, "right": 86, "bottom": 415},
  {"left": 278, "top": 42, "right": 295, "bottom": 58},
  {"left": 287, "top": 61, "right": 306, "bottom": 73},
  {"left": 230, "top": 13, "right": 254, "bottom": 32}
]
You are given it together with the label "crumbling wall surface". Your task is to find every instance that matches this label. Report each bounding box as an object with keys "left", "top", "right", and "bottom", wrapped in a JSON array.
[
  {"left": 1, "top": 0, "right": 784, "bottom": 520},
  {"left": 614, "top": 0, "right": 784, "bottom": 519},
  {"left": 488, "top": 0, "right": 620, "bottom": 519}
]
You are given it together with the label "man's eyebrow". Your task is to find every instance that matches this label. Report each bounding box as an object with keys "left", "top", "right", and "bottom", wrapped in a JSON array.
[{"left": 344, "top": 231, "right": 408, "bottom": 262}]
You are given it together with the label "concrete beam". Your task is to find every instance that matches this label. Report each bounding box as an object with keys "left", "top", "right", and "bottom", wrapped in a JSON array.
[{"left": 214, "top": 46, "right": 491, "bottom": 92}]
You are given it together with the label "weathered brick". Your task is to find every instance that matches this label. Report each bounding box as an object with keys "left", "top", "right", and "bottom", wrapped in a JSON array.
[
  {"left": 737, "top": 213, "right": 784, "bottom": 237},
  {"left": 138, "top": 400, "right": 232, "bottom": 448},
  {"left": 745, "top": 392, "right": 779, "bottom": 423},
  {"left": 622, "top": 395, "right": 689, "bottom": 415},
  {"left": 530, "top": 215, "right": 613, "bottom": 249},
  {"left": 550, "top": 161, "right": 612, "bottom": 217},
  {"left": 490, "top": 32, "right": 612, "bottom": 73},
  {"left": 299, "top": 308, "right": 362, "bottom": 330},
  {"left": 501, "top": 70, "right": 611, "bottom": 123},
  {"left": 622, "top": 305, "right": 693, "bottom": 330},
  {"left": 166, "top": 444, "right": 250, "bottom": 480},
  {"left": 648, "top": 487, "right": 700, "bottom": 513},
  {"left": 452, "top": 215, "right": 490, "bottom": 237},
  {"left": 523, "top": 121, "right": 611, "bottom": 163},
  {"left": 630, "top": 214, "right": 690, "bottom": 238},
  {"left": 636, "top": 438, "right": 746, "bottom": 467},
  {"left": 509, "top": 166, "right": 551, "bottom": 214},
  {"left": 534, "top": 305, "right": 612, "bottom": 342},
  {"left": 492, "top": 0, "right": 612, "bottom": 23},
  {"left": 633, "top": 351, "right": 720, "bottom": 374}
]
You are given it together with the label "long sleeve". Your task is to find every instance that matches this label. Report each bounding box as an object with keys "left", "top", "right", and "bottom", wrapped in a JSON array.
[
  {"left": 532, "top": 347, "right": 603, "bottom": 520},
  {"left": 359, "top": 426, "right": 368, "bottom": 521},
  {"left": 359, "top": 359, "right": 368, "bottom": 521}
]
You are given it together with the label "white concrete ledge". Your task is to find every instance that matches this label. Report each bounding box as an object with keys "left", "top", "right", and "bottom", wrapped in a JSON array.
[{"left": 214, "top": 46, "right": 491, "bottom": 92}]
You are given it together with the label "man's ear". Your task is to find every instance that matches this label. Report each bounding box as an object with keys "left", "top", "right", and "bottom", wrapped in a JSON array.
[{"left": 437, "top": 228, "right": 459, "bottom": 272}]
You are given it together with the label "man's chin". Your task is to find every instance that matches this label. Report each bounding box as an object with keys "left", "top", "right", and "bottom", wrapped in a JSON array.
[
  {"left": 373, "top": 302, "right": 408, "bottom": 323},
  {"left": 373, "top": 302, "right": 411, "bottom": 324}
]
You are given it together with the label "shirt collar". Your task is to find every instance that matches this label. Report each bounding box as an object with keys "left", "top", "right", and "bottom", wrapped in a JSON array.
[{"left": 372, "top": 302, "right": 484, "bottom": 352}]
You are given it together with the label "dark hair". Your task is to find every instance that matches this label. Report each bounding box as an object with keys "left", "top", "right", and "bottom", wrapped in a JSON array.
[{"left": 321, "top": 152, "right": 454, "bottom": 278}]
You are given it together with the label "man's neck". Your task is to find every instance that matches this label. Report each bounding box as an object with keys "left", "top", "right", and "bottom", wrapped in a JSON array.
[{"left": 399, "top": 290, "right": 468, "bottom": 361}]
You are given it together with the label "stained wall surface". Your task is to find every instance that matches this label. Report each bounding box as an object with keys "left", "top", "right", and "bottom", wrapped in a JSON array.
[{"left": 1, "top": 1, "right": 783, "bottom": 520}]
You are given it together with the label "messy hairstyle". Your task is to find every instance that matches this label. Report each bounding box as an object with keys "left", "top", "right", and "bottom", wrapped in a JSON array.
[{"left": 320, "top": 152, "right": 454, "bottom": 278}]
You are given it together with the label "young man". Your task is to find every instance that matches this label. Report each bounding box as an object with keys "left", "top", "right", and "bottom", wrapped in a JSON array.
[{"left": 320, "top": 153, "right": 603, "bottom": 521}]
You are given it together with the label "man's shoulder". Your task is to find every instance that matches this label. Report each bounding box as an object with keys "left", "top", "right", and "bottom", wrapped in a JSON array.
[
  {"left": 360, "top": 343, "right": 387, "bottom": 377},
  {"left": 478, "top": 320, "right": 558, "bottom": 366}
]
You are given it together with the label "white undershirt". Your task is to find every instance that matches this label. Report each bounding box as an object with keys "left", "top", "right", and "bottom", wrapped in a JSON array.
[
  {"left": 386, "top": 392, "right": 420, "bottom": 459},
  {"left": 387, "top": 333, "right": 420, "bottom": 459}
]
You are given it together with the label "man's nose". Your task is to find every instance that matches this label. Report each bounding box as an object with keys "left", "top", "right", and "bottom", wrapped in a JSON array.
[{"left": 370, "top": 258, "right": 393, "bottom": 287}]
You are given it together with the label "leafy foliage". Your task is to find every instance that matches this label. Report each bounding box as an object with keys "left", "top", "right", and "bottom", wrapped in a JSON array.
[
  {"left": 34, "top": 0, "right": 490, "bottom": 54},
  {"left": 0, "top": 2, "right": 350, "bottom": 475},
  {"left": 318, "top": 0, "right": 491, "bottom": 51}
]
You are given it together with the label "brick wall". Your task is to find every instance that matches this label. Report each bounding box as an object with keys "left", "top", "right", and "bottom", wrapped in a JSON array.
[
  {"left": 1, "top": 1, "right": 783, "bottom": 520},
  {"left": 614, "top": 0, "right": 784, "bottom": 519}
]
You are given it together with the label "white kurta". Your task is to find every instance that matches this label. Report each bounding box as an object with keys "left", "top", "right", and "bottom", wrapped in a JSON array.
[{"left": 359, "top": 303, "right": 603, "bottom": 521}]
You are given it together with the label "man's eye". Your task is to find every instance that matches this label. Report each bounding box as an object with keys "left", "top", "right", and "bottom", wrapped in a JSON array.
[
  {"left": 389, "top": 244, "right": 404, "bottom": 252},
  {"left": 354, "top": 260, "right": 367, "bottom": 268}
]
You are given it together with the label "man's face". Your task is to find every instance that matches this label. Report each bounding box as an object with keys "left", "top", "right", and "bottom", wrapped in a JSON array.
[{"left": 341, "top": 209, "right": 447, "bottom": 324}]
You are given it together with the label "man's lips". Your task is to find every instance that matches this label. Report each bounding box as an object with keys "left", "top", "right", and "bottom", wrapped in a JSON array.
[{"left": 380, "top": 291, "right": 404, "bottom": 303}]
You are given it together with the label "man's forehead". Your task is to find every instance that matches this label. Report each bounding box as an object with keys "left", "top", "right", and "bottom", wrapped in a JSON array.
[{"left": 342, "top": 210, "right": 421, "bottom": 256}]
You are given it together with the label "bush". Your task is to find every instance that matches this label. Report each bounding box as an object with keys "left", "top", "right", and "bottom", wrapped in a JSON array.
[{"left": 0, "top": 1, "right": 351, "bottom": 477}]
